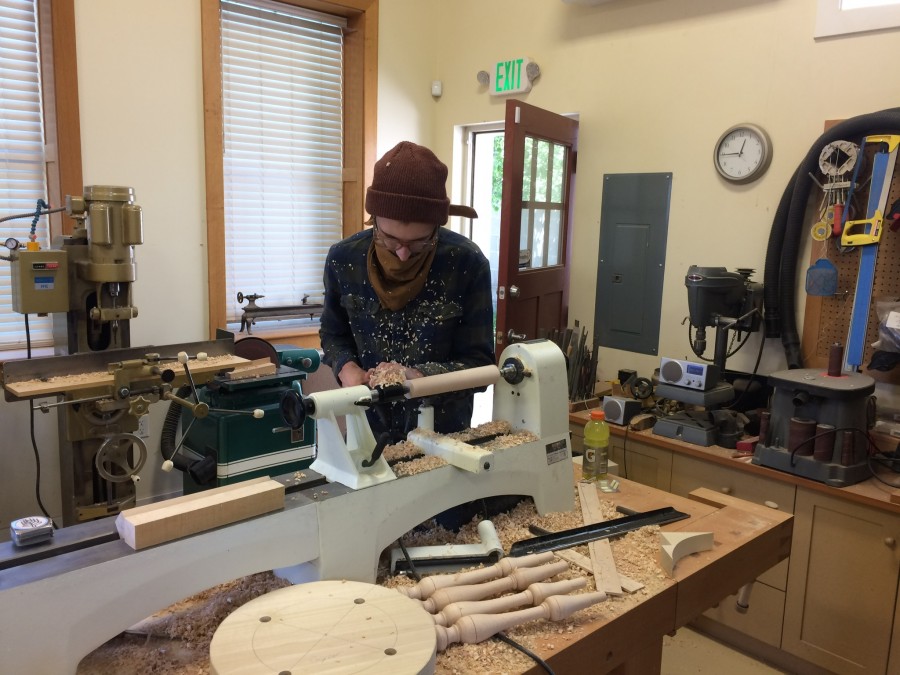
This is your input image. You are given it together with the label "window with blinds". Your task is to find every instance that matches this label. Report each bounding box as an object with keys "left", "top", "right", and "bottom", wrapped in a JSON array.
[
  {"left": 221, "top": 0, "right": 345, "bottom": 329},
  {"left": 0, "top": 0, "right": 52, "bottom": 350}
]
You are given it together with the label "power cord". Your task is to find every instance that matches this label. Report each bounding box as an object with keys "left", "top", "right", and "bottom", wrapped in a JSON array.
[
  {"left": 494, "top": 631, "right": 557, "bottom": 675},
  {"left": 24, "top": 313, "right": 57, "bottom": 527}
]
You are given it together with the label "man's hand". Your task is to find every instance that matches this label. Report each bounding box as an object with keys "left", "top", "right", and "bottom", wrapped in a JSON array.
[{"left": 338, "top": 361, "right": 370, "bottom": 387}]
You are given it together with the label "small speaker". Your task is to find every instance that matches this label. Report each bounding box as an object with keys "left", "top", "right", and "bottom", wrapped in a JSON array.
[
  {"left": 658, "top": 357, "right": 720, "bottom": 391},
  {"left": 602, "top": 396, "right": 642, "bottom": 426}
]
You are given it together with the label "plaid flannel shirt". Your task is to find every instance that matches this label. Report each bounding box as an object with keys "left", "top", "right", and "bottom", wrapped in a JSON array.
[{"left": 320, "top": 227, "right": 495, "bottom": 437}]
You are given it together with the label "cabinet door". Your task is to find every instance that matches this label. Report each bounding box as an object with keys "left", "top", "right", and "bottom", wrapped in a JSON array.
[
  {"left": 617, "top": 438, "right": 671, "bottom": 491},
  {"left": 783, "top": 487, "right": 900, "bottom": 674},
  {"left": 702, "top": 581, "right": 785, "bottom": 649},
  {"left": 671, "top": 454, "right": 795, "bottom": 590}
]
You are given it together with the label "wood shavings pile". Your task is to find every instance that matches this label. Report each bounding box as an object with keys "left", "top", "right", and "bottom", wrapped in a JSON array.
[
  {"left": 450, "top": 420, "right": 513, "bottom": 440},
  {"left": 76, "top": 572, "right": 289, "bottom": 674},
  {"left": 380, "top": 492, "right": 672, "bottom": 674},
  {"left": 383, "top": 418, "right": 536, "bottom": 477},
  {"left": 369, "top": 360, "right": 407, "bottom": 387},
  {"left": 393, "top": 455, "right": 449, "bottom": 477},
  {"left": 21, "top": 354, "right": 239, "bottom": 388},
  {"left": 382, "top": 439, "right": 424, "bottom": 462}
]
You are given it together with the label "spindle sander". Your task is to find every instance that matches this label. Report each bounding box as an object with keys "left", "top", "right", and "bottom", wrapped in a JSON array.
[{"left": 753, "top": 345, "right": 876, "bottom": 486}]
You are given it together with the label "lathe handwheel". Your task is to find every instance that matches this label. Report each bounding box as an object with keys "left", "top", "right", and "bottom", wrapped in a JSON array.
[
  {"left": 94, "top": 433, "right": 147, "bottom": 483},
  {"left": 279, "top": 389, "right": 307, "bottom": 430}
]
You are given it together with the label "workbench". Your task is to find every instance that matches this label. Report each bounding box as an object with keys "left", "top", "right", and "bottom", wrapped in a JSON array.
[
  {"left": 570, "top": 411, "right": 900, "bottom": 674},
  {"left": 519, "top": 472, "right": 792, "bottom": 674}
]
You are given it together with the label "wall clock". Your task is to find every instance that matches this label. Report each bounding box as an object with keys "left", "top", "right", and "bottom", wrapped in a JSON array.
[{"left": 713, "top": 123, "right": 773, "bottom": 184}]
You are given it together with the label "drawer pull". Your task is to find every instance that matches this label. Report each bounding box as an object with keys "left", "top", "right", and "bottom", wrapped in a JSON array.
[
  {"left": 885, "top": 537, "right": 896, "bottom": 548},
  {"left": 764, "top": 501, "right": 779, "bottom": 510},
  {"left": 720, "top": 487, "right": 732, "bottom": 495}
]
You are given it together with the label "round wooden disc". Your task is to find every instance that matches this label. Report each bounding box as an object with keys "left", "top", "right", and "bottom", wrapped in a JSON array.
[{"left": 209, "top": 580, "right": 436, "bottom": 675}]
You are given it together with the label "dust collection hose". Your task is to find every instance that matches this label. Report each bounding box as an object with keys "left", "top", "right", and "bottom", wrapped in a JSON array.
[
  {"left": 764, "top": 107, "right": 900, "bottom": 369},
  {"left": 160, "top": 384, "right": 193, "bottom": 472}
]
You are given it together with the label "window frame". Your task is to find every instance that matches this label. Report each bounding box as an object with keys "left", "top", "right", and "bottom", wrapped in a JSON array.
[
  {"left": 36, "top": 0, "right": 82, "bottom": 238},
  {"left": 815, "top": 0, "right": 900, "bottom": 38},
  {"left": 0, "top": 0, "right": 82, "bottom": 354},
  {"left": 200, "top": 0, "right": 378, "bottom": 343}
]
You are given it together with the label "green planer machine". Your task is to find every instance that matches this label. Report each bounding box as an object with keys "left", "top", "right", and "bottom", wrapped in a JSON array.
[{"left": 163, "top": 336, "right": 319, "bottom": 493}]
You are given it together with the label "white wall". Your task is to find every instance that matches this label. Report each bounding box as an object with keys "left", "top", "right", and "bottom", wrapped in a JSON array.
[
  {"left": 2, "top": 0, "right": 898, "bottom": 534},
  {"left": 420, "top": 0, "right": 898, "bottom": 394}
]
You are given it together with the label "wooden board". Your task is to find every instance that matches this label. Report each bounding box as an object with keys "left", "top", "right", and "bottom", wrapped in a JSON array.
[
  {"left": 3, "top": 353, "right": 250, "bottom": 398},
  {"left": 209, "top": 580, "right": 437, "bottom": 675},
  {"left": 577, "top": 481, "right": 623, "bottom": 596},
  {"left": 223, "top": 357, "right": 277, "bottom": 380},
  {"left": 116, "top": 477, "right": 284, "bottom": 550}
]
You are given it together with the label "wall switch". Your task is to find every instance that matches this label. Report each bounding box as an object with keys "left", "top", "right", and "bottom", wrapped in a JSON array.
[{"left": 431, "top": 80, "right": 443, "bottom": 97}]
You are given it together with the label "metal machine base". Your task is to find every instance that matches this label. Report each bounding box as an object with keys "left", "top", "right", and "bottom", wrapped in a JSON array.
[
  {"left": 752, "top": 445, "right": 870, "bottom": 487},
  {"left": 653, "top": 411, "right": 717, "bottom": 447}
]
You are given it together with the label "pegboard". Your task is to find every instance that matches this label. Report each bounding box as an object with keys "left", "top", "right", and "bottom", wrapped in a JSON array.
[{"left": 801, "top": 137, "right": 900, "bottom": 383}]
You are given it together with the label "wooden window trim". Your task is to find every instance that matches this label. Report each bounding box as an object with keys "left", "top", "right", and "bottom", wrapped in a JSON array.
[
  {"left": 200, "top": 0, "right": 378, "bottom": 341},
  {"left": 37, "top": 0, "right": 83, "bottom": 237}
]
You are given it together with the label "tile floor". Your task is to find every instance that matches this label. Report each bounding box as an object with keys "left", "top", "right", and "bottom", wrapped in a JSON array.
[{"left": 662, "top": 627, "right": 788, "bottom": 674}]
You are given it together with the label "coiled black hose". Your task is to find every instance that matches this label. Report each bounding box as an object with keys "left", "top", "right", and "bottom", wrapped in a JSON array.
[
  {"left": 764, "top": 107, "right": 900, "bottom": 368},
  {"left": 160, "top": 384, "right": 193, "bottom": 471}
]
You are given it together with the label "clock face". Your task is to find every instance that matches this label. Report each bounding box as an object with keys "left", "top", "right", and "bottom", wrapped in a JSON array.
[{"left": 714, "top": 124, "right": 772, "bottom": 184}]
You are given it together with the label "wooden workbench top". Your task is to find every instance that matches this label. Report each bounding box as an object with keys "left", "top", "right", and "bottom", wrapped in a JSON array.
[{"left": 519, "top": 474, "right": 792, "bottom": 674}]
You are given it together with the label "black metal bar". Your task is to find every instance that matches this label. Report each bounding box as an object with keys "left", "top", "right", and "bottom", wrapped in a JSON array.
[{"left": 509, "top": 506, "right": 690, "bottom": 557}]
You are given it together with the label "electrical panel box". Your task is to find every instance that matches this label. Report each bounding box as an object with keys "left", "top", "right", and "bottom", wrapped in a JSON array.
[
  {"left": 10, "top": 249, "right": 70, "bottom": 314},
  {"left": 595, "top": 173, "right": 672, "bottom": 355}
]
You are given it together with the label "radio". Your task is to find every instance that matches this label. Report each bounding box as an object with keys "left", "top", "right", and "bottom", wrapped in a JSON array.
[
  {"left": 602, "top": 396, "right": 642, "bottom": 426},
  {"left": 658, "top": 357, "right": 720, "bottom": 391}
]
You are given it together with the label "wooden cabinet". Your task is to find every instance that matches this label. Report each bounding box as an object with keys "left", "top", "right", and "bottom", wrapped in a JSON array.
[
  {"left": 783, "top": 487, "right": 900, "bottom": 674},
  {"left": 670, "top": 454, "right": 795, "bottom": 647},
  {"left": 613, "top": 435, "right": 671, "bottom": 491},
  {"left": 571, "top": 416, "right": 900, "bottom": 672}
]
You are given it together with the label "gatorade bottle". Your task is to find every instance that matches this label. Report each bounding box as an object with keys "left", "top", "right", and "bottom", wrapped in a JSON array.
[{"left": 582, "top": 409, "right": 609, "bottom": 482}]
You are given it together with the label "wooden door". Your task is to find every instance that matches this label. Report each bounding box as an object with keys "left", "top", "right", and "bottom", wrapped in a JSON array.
[{"left": 495, "top": 100, "right": 578, "bottom": 355}]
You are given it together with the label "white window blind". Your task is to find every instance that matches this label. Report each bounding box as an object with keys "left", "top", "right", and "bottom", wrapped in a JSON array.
[
  {"left": 221, "top": 0, "right": 345, "bottom": 328},
  {"left": 0, "top": 0, "right": 52, "bottom": 349}
]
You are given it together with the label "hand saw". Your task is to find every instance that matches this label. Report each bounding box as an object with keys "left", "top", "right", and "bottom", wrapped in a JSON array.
[{"left": 842, "top": 135, "right": 900, "bottom": 371}]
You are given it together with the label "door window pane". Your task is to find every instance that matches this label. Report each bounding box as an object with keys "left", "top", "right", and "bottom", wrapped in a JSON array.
[{"left": 519, "top": 135, "right": 566, "bottom": 271}]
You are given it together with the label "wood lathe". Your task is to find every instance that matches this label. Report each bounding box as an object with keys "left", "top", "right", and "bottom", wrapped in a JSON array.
[{"left": 0, "top": 339, "right": 576, "bottom": 674}]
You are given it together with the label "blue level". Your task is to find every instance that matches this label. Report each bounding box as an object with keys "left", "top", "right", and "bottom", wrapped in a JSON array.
[{"left": 844, "top": 135, "right": 899, "bottom": 371}]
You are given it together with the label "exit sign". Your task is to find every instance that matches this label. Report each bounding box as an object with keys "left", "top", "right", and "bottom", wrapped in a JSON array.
[{"left": 490, "top": 58, "right": 534, "bottom": 96}]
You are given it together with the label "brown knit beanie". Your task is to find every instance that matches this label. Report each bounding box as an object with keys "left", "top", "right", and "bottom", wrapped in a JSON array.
[{"left": 365, "top": 141, "right": 476, "bottom": 225}]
